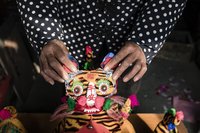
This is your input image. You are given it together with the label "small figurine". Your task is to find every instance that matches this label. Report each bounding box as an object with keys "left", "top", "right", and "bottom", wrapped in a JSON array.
[
  {"left": 154, "top": 108, "right": 184, "bottom": 133},
  {"left": 51, "top": 46, "right": 139, "bottom": 133},
  {"left": 0, "top": 106, "right": 27, "bottom": 133}
]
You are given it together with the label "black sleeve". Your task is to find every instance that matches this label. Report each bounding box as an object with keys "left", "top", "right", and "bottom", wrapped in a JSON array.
[
  {"left": 125, "top": 0, "right": 187, "bottom": 64},
  {"left": 16, "top": 0, "right": 64, "bottom": 56}
]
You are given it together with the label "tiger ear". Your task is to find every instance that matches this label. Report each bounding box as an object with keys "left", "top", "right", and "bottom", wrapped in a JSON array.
[
  {"left": 63, "top": 55, "right": 79, "bottom": 73},
  {"left": 100, "top": 52, "right": 117, "bottom": 70}
]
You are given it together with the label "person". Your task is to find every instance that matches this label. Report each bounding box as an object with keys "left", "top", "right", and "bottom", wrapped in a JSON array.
[{"left": 16, "top": 0, "right": 187, "bottom": 97}]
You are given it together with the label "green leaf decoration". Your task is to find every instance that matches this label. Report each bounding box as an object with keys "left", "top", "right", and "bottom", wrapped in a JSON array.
[{"left": 103, "top": 98, "right": 114, "bottom": 111}]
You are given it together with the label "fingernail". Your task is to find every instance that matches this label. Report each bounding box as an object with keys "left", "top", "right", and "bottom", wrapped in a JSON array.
[
  {"left": 72, "top": 67, "right": 77, "bottom": 73},
  {"left": 104, "top": 66, "right": 109, "bottom": 71},
  {"left": 134, "top": 77, "right": 138, "bottom": 82},
  {"left": 123, "top": 77, "right": 128, "bottom": 82},
  {"left": 113, "top": 75, "right": 118, "bottom": 80},
  {"left": 49, "top": 81, "right": 54, "bottom": 85},
  {"left": 60, "top": 79, "right": 65, "bottom": 83},
  {"left": 64, "top": 75, "right": 68, "bottom": 81}
]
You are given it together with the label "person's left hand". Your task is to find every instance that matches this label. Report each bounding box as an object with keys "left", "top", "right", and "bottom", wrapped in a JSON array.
[{"left": 104, "top": 41, "right": 147, "bottom": 82}]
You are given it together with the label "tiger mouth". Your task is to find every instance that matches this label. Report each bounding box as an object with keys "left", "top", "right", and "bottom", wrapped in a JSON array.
[
  {"left": 75, "top": 106, "right": 102, "bottom": 114},
  {"left": 84, "top": 108, "right": 100, "bottom": 113}
]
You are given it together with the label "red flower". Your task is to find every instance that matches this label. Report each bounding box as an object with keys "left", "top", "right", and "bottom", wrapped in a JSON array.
[{"left": 0, "top": 109, "right": 12, "bottom": 120}]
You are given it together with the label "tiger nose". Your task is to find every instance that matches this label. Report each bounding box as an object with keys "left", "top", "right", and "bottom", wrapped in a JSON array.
[{"left": 86, "top": 82, "right": 97, "bottom": 106}]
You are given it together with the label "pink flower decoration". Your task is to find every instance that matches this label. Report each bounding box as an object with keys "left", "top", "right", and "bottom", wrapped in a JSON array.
[
  {"left": 77, "top": 96, "right": 87, "bottom": 106},
  {"left": 120, "top": 112, "right": 130, "bottom": 119},
  {"left": 0, "top": 109, "right": 12, "bottom": 120},
  {"left": 95, "top": 96, "right": 105, "bottom": 109},
  {"left": 176, "top": 111, "right": 184, "bottom": 121},
  {"left": 129, "top": 94, "right": 140, "bottom": 108},
  {"left": 61, "top": 96, "right": 66, "bottom": 103}
]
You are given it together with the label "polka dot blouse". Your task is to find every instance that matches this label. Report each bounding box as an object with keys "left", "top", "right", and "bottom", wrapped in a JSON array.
[{"left": 16, "top": 0, "right": 187, "bottom": 67}]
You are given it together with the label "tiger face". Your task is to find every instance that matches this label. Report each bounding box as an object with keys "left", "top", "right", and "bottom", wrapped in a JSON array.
[{"left": 65, "top": 68, "right": 117, "bottom": 114}]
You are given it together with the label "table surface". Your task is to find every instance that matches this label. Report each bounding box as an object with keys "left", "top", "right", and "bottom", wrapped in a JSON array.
[
  {"left": 17, "top": 113, "right": 187, "bottom": 133},
  {"left": 128, "top": 113, "right": 187, "bottom": 133}
]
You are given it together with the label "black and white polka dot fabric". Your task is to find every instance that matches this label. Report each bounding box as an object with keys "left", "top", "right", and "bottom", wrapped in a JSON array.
[{"left": 16, "top": 0, "right": 187, "bottom": 67}]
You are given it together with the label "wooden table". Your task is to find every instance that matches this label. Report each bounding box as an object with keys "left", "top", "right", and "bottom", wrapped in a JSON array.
[
  {"left": 17, "top": 113, "right": 187, "bottom": 133},
  {"left": 128, "top": 113, "right": 187, "bottom": 133}
]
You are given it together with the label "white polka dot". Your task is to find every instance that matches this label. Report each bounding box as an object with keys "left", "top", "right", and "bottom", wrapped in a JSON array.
[
  {"left": 38, "top": 14, "right": 42, "bottom": 17},
  {"left": 32, "top": 10, "right": 36, "bottom": 14},
  {"left": 168, "top": 4, "right": 172, "bottom": 8},
  {"left": 163, "top": 13, "right": 167, "bottom": 17},
  {"left": 159, "top": 1, "right": 163, "bottom": 4},
  {"left": 156, "top": 15, "right": 160, "bottom": 19},
  {"left": 151, "top": 23, "right": 155, "bottom": 27},
  {"left": 47, "top": 27, "right": 51, "bottom": 31}
]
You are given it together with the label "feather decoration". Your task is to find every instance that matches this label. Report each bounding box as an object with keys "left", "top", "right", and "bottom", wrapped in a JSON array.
[
  {"left": 110, "top": 96, "right": 126, "bottom": 106},
  {"left": 51, "top": 103, "right": 73, "bottom": 121},
  {"left": 107, "top": 108, "right": 123, "bottom": 121},
  {"left": 51, "top": 111, "right": 74, "bottom": 121}
]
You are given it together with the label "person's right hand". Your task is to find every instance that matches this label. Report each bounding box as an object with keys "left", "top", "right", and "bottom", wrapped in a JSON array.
[{"left": 39, "top": 40, "right": 77, "bottom": 85}]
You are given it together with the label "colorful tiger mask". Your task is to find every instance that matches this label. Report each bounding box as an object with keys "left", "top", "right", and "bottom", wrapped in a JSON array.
[
  {"left": 51, "top": 46, "right": 139, "bottom": 133},
  {"left": 65, "top": 68, "right": 118, "bottom": 115}
]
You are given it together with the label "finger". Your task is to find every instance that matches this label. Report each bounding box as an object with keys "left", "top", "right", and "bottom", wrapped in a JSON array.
[
  {"left": 41, "top": 55, "right": 65, "bottom": 83},
  {"left": 39, "top": 58, "right": 55, "bottom": 85},
  {"left": 104, "top": 46, "right": 130, "bottom": 71},
  {"left": 50, "top": 40, "right": 69, "bottom": 54},
  {"left": 112, "top": 55, "right": 134, "bottom": 81},
  {"left": 39, "top": 57, "right": 43, "bottom": 73},
  {"left": 47, "top": 54, "right": 69, "bottom": 81},
  {"left": 123, "top": 59, "right": 142, "bottom": 82},
  {"left": 54, "top": 47, "right": 77, "bottom": 73},
  {"left": 40, "top": 70, "right": 55, "bottom": 85},
  {"left": 133, "top": 62, "right": 147, "bottom": 82}
]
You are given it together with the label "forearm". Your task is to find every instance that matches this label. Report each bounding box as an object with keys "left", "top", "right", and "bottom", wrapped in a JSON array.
[{"left": 125, "top": 0, "right": 188, "bottom": 65}]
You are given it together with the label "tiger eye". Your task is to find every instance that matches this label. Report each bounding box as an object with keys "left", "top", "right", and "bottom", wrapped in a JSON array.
[
  {"left": 74, "top": 87, "right": 80, "bottom": 93},
  {"left": 101, "top": 85, "right": 107, "bottom": 91}
]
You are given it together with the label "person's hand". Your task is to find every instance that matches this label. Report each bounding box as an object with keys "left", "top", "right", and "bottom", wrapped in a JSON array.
[
  {"left": 104, "top": 41, "right": 147, "bottom": 82},
  {"left": 39, "top": 40, "right": 77, "bottom": 85}
]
